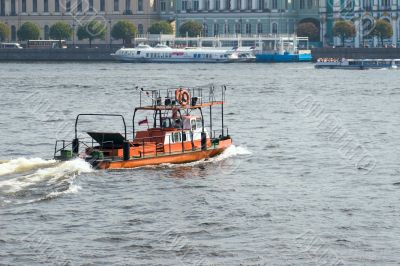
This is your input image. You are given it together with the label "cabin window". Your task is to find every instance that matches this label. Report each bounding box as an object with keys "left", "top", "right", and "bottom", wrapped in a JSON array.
[
  {"left": 191, "top": 120, "right": 196, "bottom": 130},
  {"left": 196, "top": 118, "right": 202, "bottom": 129},
  {"left": 173, "top": 132, "right": 181, "bottom": 143},
  {"left": 137, "top": 51, "right": 140, "bottom": 55}
]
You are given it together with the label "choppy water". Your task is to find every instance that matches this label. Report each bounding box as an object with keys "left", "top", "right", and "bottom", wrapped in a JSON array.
[{"left": 1, "top": 62, "right": 400, "bottom": 265}]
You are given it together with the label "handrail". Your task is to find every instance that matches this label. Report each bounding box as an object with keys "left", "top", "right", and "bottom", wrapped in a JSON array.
[{"left": 75, "top": 113, "right": 127, "bottom": 140}]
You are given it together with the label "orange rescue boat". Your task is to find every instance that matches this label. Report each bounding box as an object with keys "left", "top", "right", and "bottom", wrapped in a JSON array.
[{"left": 54, "top": 85, "right": 232, "bottom": 169}]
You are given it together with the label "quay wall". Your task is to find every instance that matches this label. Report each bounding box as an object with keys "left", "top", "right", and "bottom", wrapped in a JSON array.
[
  {"left": 311, "top": 48, "right": 400, "bottom": 61},
  {"left": 0, "top": 48, "right": 118, "bottom": 62}
]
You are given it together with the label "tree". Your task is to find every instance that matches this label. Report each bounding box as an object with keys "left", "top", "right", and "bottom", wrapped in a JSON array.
[
  {"left": 333, "top": 20, "right": 356, "bottom": 46},
  {"left": 77, "top": 20, "right": 106, "bottom": 48},
  {"left": 297, "top": 22, "right": 319, "bottom": 42},
  {"left": 49, "top": 22, "right": 72, "bottom": 48},
  {"left": 0, "top": 22, "right": 10, "bottom": 42},
  {"left": 17, "top": 22, "right": 40, "bottom": 41},
  {"left": 179, "top": 20, "right": 203, "bottom": 37},
  {"left": 111, "top": 20, "right": 137, "bottom": 45},
  {"left": 148, "top": 21, "right": 173, "bottom": 34},
  {"left": 371, "top": 19, "right": 393, "bottom": 47}
]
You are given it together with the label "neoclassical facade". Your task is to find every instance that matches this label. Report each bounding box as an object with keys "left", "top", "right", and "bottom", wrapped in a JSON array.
[
  {"left": 5, "top": 0, "right": 399, "bottom": 47},
  {"left": 162, "top": 0, "right": 320, "bottom": 37},
  {"left": 320, "top": 0, "right": 400, "bottom": 47},
  {"left": 0, "top": 0, "right": 160, "bottom": 44}
]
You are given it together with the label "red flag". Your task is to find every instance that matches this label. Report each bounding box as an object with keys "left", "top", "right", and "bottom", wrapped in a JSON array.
[{"left": 138, "top": 118, "right": 148, "bottom": 125}]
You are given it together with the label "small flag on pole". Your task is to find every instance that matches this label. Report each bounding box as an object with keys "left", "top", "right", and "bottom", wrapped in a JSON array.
[{"left": 138, "top": 118, "right": 148, "bottom": 126}]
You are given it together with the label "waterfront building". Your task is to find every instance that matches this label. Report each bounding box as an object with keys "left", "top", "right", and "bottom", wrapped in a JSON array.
[
  {"left": 0, "top": 0, "right": 160, "bottom": 45},
  {"left": 320, "top": 0, "right": 400, "bottom": 47}
]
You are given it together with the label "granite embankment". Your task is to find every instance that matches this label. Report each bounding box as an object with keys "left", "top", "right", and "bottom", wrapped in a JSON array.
[
  {"left": 312, "top": 47, "right": 400, "bottom": 61},
  {"left": 0, "top": 48, "right": 118, "bottom": 61}
]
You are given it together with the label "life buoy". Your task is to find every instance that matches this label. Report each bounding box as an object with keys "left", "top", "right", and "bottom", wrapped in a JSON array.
[{"left": 175, "top": 88, "right": 190, "bottom": 106}]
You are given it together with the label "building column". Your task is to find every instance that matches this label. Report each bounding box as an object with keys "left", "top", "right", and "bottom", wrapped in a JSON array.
[
  {"left": 230, "top": 0, "right": 236, "bottom": 10},
  {"left": 392, "top": 17, "right": 398, "bottom": 47},
  {"left": 252, "top": 0, "right": 257, "bottom": 10},
  {"left": 220, "top": 0, "right": 225, "bottom": 11},
  {"left": 354, "top": 18, "right": 360, "bottom": 48},
  {"left": 209, "top": 0, "right": 215, "bottom": 10},
  {"left": 199, "top": 0, "right": 204, "bottom": 10},
  {"left": 241, "top": 0, "right": 246, "bottom": 10}
]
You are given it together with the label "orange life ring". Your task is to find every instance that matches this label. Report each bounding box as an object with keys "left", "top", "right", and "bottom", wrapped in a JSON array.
[{"left": 175, "top": 89, "right": 190, "bottom": 106}]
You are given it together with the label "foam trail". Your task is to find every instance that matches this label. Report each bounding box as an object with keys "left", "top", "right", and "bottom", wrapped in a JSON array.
[
  {"left": 0, "top": 158, "right": 57, "bottom": 176},
  {"left": 0, "top": 158, "right": 92, "bottom": 194}
]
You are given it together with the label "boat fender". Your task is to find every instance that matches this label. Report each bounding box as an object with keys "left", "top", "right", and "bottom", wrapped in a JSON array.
[
  {"left": 201, "top": 132, "right": 207, "bottom": 151},
  {"left": 72, "top": 138, "right": 79, "bottom": 155},
  {"left": 123, "top": 141, "right": 130, "bottom": 161}
]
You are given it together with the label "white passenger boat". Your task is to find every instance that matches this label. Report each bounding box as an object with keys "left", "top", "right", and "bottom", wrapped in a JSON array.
[
  {"left": 315, "top": 58, "right": 400, "bottom": 69},
  {"left": 111, "top": 44, "right": 239, "bottom": 63}
]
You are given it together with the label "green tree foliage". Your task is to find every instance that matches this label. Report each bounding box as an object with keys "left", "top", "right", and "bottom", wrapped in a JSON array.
[
  {"left": 111, "top": 20, "right": 137, "bottom": 45},
  {"left": 333, "top": 20, "right": 356, "bottom": 46},
  {"left": 179, "top": 20, "right": 203, "bottom": 37},
  {"left": 17, "top": 22, "right": 40, "bottom": 41},
  {"left": 371, "top": 19, "right": 393, "bottom": 47},
  {"left": 49, "top": 22, "right": 72, "bottom": 41},
  {"left": 148, "top": 21, "right": 173, "bottom": 34},
  {"left": 77, "top": 20, "right": 106, "bottom": 47},
  {"left": 297, "top": 22, "right": 319, "bottom": 42},
  {"left": 0, "top": 22, "right": 10, "bottom": 42}
]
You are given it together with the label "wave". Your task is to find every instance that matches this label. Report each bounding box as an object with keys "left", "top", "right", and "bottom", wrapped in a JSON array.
[
  {"left": 0, "top": 157, "right": 57, "bottom": 176},
  {"left": 0, "top": 158, "right": 92, "bottom": 194}
]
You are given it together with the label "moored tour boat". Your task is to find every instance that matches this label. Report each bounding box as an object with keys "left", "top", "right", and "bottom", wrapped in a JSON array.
[
  {"left": 54, "top": 86, "right": 232, "bottom": 169},
  {"left": 111, "top": 44, "right": 239, "bottom": 63},
  {"left": 315, "top": 58, "right": 400, "bottom": 69}
]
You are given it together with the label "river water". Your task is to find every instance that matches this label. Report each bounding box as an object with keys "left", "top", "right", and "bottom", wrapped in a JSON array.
[{"left": 0, "top": 62, "right": 399, "bottom": 265}]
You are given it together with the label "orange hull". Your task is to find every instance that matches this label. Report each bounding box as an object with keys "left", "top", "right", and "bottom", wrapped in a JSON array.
[{"left": 95, "top": 139, "right": 232, "bottom": 169}]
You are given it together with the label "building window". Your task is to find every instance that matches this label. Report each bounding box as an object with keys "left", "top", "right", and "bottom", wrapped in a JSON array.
[
  {"left": 100, "top": 0, "right": 105, "bottom": 11},
  {"left": 285, "top": 0, "right": 288, "bottom": 9},
  {"left": 44, "top": 0, "right": 48, "bottom": 12},
  {"left": 55, "top": 0, "right": 60, "bottom": 12},
  {"left": 215, "top": 0, "right": 220, "bottom": 10},
  {"left": 235, "top": 23, "right": 241, "bottom": 34},
  {"left": 203, "top": 23, "right": 208, "bottom": 36},
  {"left": 213, "top": 23, "right": 219, "bottom": 36},
  {"left": 22, "top": 0, "right": 26, "bottom": 12},
  {"left": 11, "top": 25, "right": 16, "bottom": 40},
  {"left": 138, "top": 24, "right": 144, "bottom": 34},
  {"left": 138, "top": 0, "right": 143, "bottom": 11},
  {"left": 33, "top": 0, "right": 38, "bottom": 12},
  {"left": 272, "top": 0, "right": 277, "bottom": 9},
  {"left": 307, "top": 0, "right": 312, "bottom": 8},
  {"left": 236, "top": 0, "right": 240, "bottom": 9},
  {"left": 272, "top": 22, "right": 278, "bottom": 34},
  {"left": 224, "top": 23, "right": 228, "bottom": 34},
  {"left": 182, "top": 0, "right": 187, "bottom": 10},
  {"left": 363, "top": 0, "right": 372, "bottom": 10},
  {"left": 89, "top": 0, "right": 94, "bottom": 11},
  {"left": 245, "top": 23, "right": 251, "bottom": 34},
  {"left": 344, "top": 0, "right": 353, "bottom": 9},
  {"left": 0, "top": 0, "right": 4, "bottom": 16},
  {"left": 193, "top": 0, "right": 199, "bottom": 10},
  {"left": 160, "top": 0, "right": 166, "bottom": 11},
  {"left": 258, "top": 0, "right": 263, "bottom": 9},
  {"left": 205, "top": 0, "right": 210, "bottom": 9},
  {"left": 11, "top": 0, "right": 16, "bottom": 15},
  {"left": 125, "top": 0, "right": 131, "bottom": 13},
  {"left": 77, "top": 0, "right": 82, "bottom": 12},
  {"left": 382, "top": 0, "right": 390, "bottom": 8},
  {"left": 66, "top": 0, "right": 71, "bottom": 12},
  {"left": 257, "top": 22, "right": 262, "bottom": 34},
  {"left": 226, "top": 0, "right": 230, "bottom": 9},
  {"left": 153, "top": 0, "right": 158, "bottom": 11},
  {"left": 300, "top": 0, "right": 305, "bottom": 9},
  {"left": 44, "top": 25, "right": 49, "bottom": 39},
  {"left": 247, "top": 0, "right": 251, "bottom": 9},
  {"left": 114, "top": 0, "right": 119, "bottom": 11}
]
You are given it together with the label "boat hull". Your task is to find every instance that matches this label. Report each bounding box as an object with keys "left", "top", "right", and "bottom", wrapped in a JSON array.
[
  {"left": 92, "top": 138, "right": 232, "bottom": 169},
  {"left": 111, "top": 54, "right": 235, "bottom": 63}
]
